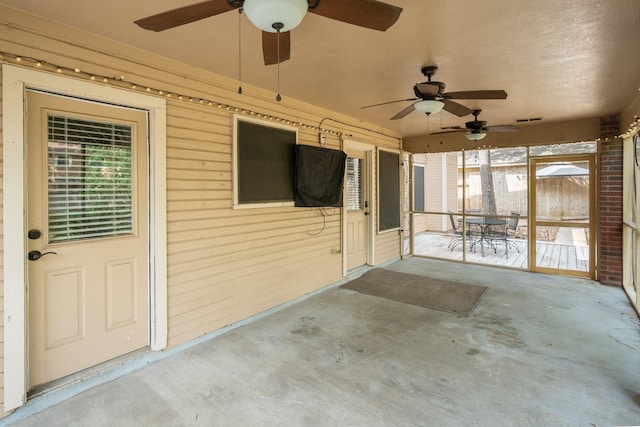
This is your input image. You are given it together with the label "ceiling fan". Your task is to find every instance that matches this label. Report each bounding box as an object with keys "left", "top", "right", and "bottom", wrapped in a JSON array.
[
  {"left": 134, "top": 0, "right": 403, "bottom": 65},
  {"left": 361, "top": 66, "right": 508, "bottom": 120},
  {"left": 431, "top": 109, "right": 519, "bottom": 141}
]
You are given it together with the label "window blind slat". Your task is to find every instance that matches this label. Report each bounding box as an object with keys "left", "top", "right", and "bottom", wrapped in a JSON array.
[
  {"left": 47, "top": 114, "right": 134, "bottom": 243},
  {"left": 346, "top": 157, "right": 363, "bottom": 211}
]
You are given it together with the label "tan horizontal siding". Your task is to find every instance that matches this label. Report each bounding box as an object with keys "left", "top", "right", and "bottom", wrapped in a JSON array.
[
  {"left": 0, "top": 6, "right": 401, "bottom": 414},
  {"left": 168, "top": 233, "right": 340, "bottom": 286},
  {"left": 163, "top": 97, "right": 347, "bottom": 346},
  {"left": 167, "top": 223, "right": 338, "bottom": 269},
  {"left": 376, "top": 231, "right": 402, "bottom": 265},
  {"left": 168, "top": 242, "right": 340, "bottom": 314},
  {"left": 168, "top": 251, "right": 340, "bottom": 314},
  {"left": 447, "top": 153, "right": 458, "bottom": 212},
  {"left": 167, "top": 246, "right": 342, "bottom": 345}
]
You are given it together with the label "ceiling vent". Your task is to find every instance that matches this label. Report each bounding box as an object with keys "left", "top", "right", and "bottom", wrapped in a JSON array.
[{"left": 515, "top": 117, "right": 543, "bottom": 123}]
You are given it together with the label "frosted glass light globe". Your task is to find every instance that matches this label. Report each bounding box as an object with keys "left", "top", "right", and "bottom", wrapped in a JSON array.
[{"left": 243, "top": 0, "right": 308, "bottom": 33}]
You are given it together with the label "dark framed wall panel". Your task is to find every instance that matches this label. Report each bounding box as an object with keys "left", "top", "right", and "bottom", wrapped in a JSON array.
[
  {"left": 234, "top": 117, "right": 297, "bottom": 206},
  {"left": 414, "top": 165, "right": 425, "bottom": 212},
  {"left": 378, "top": 149, "right": 401, "bottom": 232}
]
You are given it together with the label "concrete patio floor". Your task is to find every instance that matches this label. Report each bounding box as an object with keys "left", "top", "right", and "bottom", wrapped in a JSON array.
[{"left": 3, "top": 257, "right": 640, "bottom": 426}]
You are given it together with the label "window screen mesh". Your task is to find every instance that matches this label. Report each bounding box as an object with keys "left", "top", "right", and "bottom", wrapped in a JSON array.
[
  {"left": 47, "top": 114, "right": 134, "bottom": 243},
  {"left": 346, "top": 157, "right": 363, "bottom": 211}
]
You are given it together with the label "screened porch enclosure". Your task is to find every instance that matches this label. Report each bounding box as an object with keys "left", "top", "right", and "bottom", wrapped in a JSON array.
[
  {"left": 405, "top": 214, "right": 589, "bottom": 272},
  {"left": 405, "top": 143, "right": 596, "bottom": 274}
]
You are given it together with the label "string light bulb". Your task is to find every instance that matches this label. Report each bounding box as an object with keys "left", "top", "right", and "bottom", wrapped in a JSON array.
[{"left": 0, "top": 50, "right": 386, "bottom": 143}]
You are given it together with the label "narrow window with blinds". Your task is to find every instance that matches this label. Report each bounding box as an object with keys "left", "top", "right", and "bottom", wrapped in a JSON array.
[
  {"left": 346, "top": 157, "right": 363, "bottom": 211},
  {"left": 47, "top": 114, "right": 134, "bottom": 243}
]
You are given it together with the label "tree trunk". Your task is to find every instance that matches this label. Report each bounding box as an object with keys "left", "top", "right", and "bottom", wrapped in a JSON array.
[{"left": 479, "top": 150, "right": 497, "bottom": 215}]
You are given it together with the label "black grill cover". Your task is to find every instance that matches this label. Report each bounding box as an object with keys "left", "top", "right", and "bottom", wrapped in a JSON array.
[{"left": 294, "top": 145, "right": 347, "bottom": 207}]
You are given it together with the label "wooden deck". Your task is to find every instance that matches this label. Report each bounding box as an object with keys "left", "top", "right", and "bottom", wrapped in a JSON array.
[{"left": 405, "top": 232, "right": 589, "bottom": 272}]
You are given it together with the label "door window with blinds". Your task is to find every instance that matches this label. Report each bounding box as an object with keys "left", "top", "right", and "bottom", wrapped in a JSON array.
[
  {"left": 346, "top": 157, "right": 364, "bottom": 211},
  {"left": 47, "top": 114, "right": 135, "bottom": 243}
]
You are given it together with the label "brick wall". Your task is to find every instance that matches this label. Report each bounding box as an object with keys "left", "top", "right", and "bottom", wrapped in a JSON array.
[{"left": 598, "top": 115, "right": 623, "bottom": 286}]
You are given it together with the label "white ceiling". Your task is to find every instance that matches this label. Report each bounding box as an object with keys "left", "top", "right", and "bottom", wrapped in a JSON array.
[{"left": 2, "top": 0, "right": 640, "bottom": 138}]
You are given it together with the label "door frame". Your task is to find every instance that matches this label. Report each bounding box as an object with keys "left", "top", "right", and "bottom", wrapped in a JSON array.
[
  {"left": 342, "top": 140, "right": 374, "bottom": 276},
  {"left": 2, "top": 65, "right": 168, "bottom": 411},
  {"left": 528, "top": 153, "right": 597, "bottom": 278}
]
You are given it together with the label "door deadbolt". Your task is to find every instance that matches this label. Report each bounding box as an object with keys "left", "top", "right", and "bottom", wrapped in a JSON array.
[
  {"left": 28, "top": 229, "right": 42, "bottom": 240},
  {"left": 28, "top": 250, "right": 57, "bottom": 261}
]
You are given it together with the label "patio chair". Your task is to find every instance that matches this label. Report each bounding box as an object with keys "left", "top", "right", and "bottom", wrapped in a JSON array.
[
  {"left": 486, "top": 212, "right": 521, "bottom": 258},
  {"left": 447, "top": 213, "right": 473, "bottom": 251},
  {"left": 506, "top": 211, "right": 521, "bottom": 239}
]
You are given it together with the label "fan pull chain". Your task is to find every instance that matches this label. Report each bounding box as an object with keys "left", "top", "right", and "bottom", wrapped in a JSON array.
[
  {"left": 237, "top": 9, "right": 243, "bottom": 95},
  {"left": 274, "top": 23, "right": 283, "bottom": 102}
]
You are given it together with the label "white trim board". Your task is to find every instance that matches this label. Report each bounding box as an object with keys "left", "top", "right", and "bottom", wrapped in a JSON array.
[{"left": 1, "top": 65, "right": 168, "bottom": 411}]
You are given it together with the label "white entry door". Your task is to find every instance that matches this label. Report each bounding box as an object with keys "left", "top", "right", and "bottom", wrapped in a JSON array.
[
  {"left": 346, "top": 149, "right": 369, "bottom": 270},
  {"left": 27, "top": 91, "right": 149, "bottom": 389}
]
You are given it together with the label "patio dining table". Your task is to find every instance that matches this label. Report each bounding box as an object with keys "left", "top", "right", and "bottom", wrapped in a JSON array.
[{"left": 465, "top": 217, "right": 507, "bottom": 256}]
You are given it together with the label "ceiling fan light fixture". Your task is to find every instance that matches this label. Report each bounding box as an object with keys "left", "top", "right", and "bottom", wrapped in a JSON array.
[
  {"left": 243, "top": 0, "right": 308, "bottom": 33},
  {"left": 465, "top": 131, "right": 487, "bottom": 141},
  {"left": 414, "top": 99, "right": 444, "bottom": 115}
]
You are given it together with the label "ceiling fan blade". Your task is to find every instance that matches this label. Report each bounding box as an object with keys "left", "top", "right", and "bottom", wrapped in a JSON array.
[
  {"left": 486, "top": 125, "right": 519, "bottom": 132},
  {"left": 134, "top": 0, "right": 235, "bottom": 32},
  {"left": 442, "top": 99, "right": 473, "bottom": 117},
  {"left": 415, "top": 83, "right": 439, "bottom": 97},
  {"left": 361, "top": 98, "right": 416, "bottom": 109},
  {"left": 444, "top": 90, "right": 508, "bottom": 100},
  {"left": 390, "top": 103, "right": 417, "bottom": 120},
  {"left": 431, "top": 129, "right": 466, "bottom": 135},
  {"left": 262, "top": 31, "right": 291, "bottom": 65},
  {"left": 309, "top": 0, "right": 403, "bottom": 31}
]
